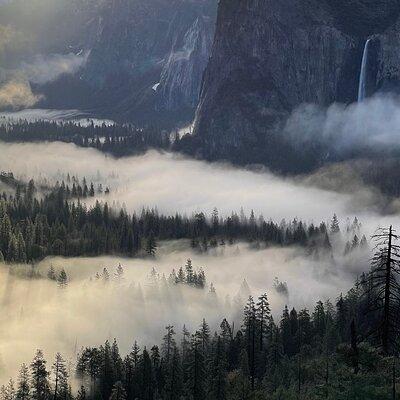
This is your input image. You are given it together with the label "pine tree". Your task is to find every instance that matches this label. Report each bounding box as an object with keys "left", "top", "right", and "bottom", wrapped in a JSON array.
[
  {"left": 209, "top": 283, "right": 216, "bottom": 295},
  {"left": 111, "top": 339, "right": 123, "bottom": 382},
  {"left": 186, "top": 332, "right": 205, "bottom": 400},
  {"left": 150, "top": 345, "right": 161, "bottom": 396},
  {"left": 336, "top": 294, "right": 348, "bottom": 343},
  {"left": 57, "top": 269, "right": 68, "bottom": 288},
  {"left": 280, "top": 305, "right": 292, "bottom": 355},
  {"left": 16, "top": 231, "right": 26, "bottom": 263},
  {"left": 330, "top": 214, "right": 340, "bottom": 235},
  {"left": 7, "top": 234, "right": 19, "bottom": 262},
  {"left": 199, "top": 319, "right": 210, "bottom": 354},
  {"left": 145, "top": 233, "right": 157, "bottom": 257},
  {"left": 165, "top": 347, "right": 182, "bottom": 400},
  {"left": 313, "top": 301, "right": 326, "bottom": 338},
  {"left": 47, "top": 266, "right": 56, "bottom": 281},
  {"left": 208, "top": 336, "right": 226, "bottom": 400},
  {"left": 140, "top": 349, "right": 153, "bottom": 400},
  {"left": 100, "top": 341, "right": 115, "bottom": 399},
  {"left": 30, "top": 350, "right": 50, "bottom": 400},
  {"left": 220, "top": 319, "right": 232, "bottom": 349},
  {"left": 115, "top": 264, "right": 124, "bottom": 283},
  {"left": 197, "top": 269, "right": 206, "bottom": 289},
  {"left": 76, "top": 386, "right": 86, "bottom": 400},
  {"left": 1, "top": 379, "right": 15, "bottom": 400},
  {"left": 242, "top": 296, "right": 256, "bottom": 390},
  {"left": 211, "top": 208, "right": 219, "bottom": 235},
  {"left": 109, "top": 382, "right": 126, "bottom": 400},
  {"left": 185, "top": 259, "right": 194, "bottom": 285},
  {"left": 176, "top": 267, "right": 185, "bottom": 284},
  {"left": 0, "top": 212, "right": 11, "bottom": 256},
  {"left": 130, "top": 341, "right": 141, "bottom": 370},
  {"left": 227, "top": 349, "right": 250, "bottom": 400},
  {"left": 102, "top": 268, "right": 110, "bottom": 283},
  {"left": 16, "top": 364, "right": 30, "bottom": 400},
  {"left": 52, "top": 353, "right": 68, "bottom": 400},
  {"left": 365, "top": 226, "right": 400, "bottom": 354},
  {"left": 351, "top": 234, "right": 360, "bottom": 250},
  {"left": 181, "top": 325, "right": 191, "bottom": 362},
  {"left": 360, "top": 234, "right": 368, "bottom": 248},
  {"left": 256, "top": 293, "right": 271, "bottom": 351},
  {"left": 162, "top": 326, "right": 176, "bottom": 365}
]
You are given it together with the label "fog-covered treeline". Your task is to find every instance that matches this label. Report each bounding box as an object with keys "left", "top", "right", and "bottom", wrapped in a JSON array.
[
  {"left": 0, "top": 120, "right": 171, "bottom": 157},
  {"left": 3, "top": 258, "right": 400, "bottom": 400},
  {"left": 0, "top": 176, "right": 366, "bottom": 263}
]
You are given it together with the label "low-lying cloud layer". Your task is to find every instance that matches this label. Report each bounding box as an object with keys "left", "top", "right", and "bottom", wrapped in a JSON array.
[
  {"left": 285, "top": 95, "right": 400, "bottom": 155},
  {"left": 0, "top": 140, "right": 397, "bottom": 383},
  {"left": 0, "top": 242, "right": 367, "bottom": 384},
  {"left": 0, "top": 141, "right": 378, "bottom": 223}
]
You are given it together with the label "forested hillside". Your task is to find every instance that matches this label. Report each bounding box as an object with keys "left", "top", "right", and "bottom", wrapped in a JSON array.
[
  {"left": 0, "top": 173, "right": 365, "bottom": 263},
  {"left": 0, "top": 120, "right": 171, "bottom": 157},
  {"left": 2, "top": 230, "right": 400, "bottom": 400}
]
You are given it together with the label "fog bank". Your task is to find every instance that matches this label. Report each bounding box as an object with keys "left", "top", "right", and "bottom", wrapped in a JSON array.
[
  {"left": 285, "top": 95, "right": 400, "bottom": 155},
  {"left": 0, "top": 242, "right": 368, "bottom": 383},
  {"left": 0, "top": 141, "right": 384, "bottom": 225}
]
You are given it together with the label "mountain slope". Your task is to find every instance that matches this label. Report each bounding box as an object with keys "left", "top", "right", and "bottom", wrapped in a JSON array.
[
  {"left": 0, "top": 0, "right": 217, "bottom": 126},
  {"left": 79, "top": 0, "right": 217, "bottom": 125},
  {"left": 191, "top": 0, "right": 400, "bottom": 172}
]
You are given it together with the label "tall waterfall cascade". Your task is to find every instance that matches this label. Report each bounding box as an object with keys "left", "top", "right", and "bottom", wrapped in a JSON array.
[{"left": 358, "top": 38, "right": 372, "bottom": 102}]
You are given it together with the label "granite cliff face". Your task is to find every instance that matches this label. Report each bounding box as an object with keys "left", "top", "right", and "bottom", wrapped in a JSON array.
[
  {"left": 0, "top": 0, "right": 217, "bottom": 125},
  {"left": 192, "top": 0, "right": 400, "bottom": 171},
  {"left": 157, "top": 14, "right": 214, "bottom": 112},
  {"left": 81, "top": 0, "right": 216, "bottom": 124}
]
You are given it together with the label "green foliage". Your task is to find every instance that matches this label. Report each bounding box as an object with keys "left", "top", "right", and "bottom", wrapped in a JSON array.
[
  {"left": 0, "top": 179, "right": 345, "bottom": 264},
  {"left": 5, "top": 281, "right": 400, "bottom": 400},
  {"left": 0, "top": 121, "right": 170, "bottom": 157}
]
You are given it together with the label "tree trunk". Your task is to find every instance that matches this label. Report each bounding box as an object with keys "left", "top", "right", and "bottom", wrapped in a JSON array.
[
  {"left": 251, "top": 317, "right": 255, "bottom": 391},
  {"left": 393, "top": 356, "right": 396, "bottom": 400},
  {"left": 383, "top": 226, "right": 393, "bottom": 354},
  {"left": 351, "top": 320, "right": 359, "bottom": 374}
]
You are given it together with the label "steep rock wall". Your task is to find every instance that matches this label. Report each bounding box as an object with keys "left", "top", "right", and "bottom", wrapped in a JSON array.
[{"left": 192, "top": 0, "right": 400, "bottom": 171}]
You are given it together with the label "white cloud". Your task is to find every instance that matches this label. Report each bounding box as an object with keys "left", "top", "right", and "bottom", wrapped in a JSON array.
[
  {"left": 0, "top": 79, "right": 42, "bottom": 109},
  {"left": 20, "top": 51, "right": 89, "bottom": 85},
  {"left": 0, "top": 140, "right": 397, "bottom": 383},
  {"left": 0, "top": 241, "right": 368, "bottom": 384},
  {"left": 285, "top": 95, "right": 400, "bottom": 154}
]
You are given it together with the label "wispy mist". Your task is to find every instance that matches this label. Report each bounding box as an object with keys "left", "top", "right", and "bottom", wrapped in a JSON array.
[
  {"left": 284, "top": 95, "right": 400, "bottom": 154},
  {"left": 0, "top": 141, "right": 371, "bottom": 222},
  {"left": 0, "top": 78, "right": 42, "bottom": 109},
  {"left": 0, "top": 140, "right": 396, "bottom": 383},
  {"left": 20, "top": 51, "right": 89, "bottom": 85},
  {"left": 0, "top": 241, "right": 368, "bottom": 384}
]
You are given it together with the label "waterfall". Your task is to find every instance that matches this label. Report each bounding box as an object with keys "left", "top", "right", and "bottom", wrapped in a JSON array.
[{"left": 358, "top": 38, "right": 371, "bottom": 102}]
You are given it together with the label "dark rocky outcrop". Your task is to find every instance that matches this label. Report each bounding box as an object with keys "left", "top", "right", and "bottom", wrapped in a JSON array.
[
  {"left": 80, "top": 0, "right": 217, "bottom": 125},
  {"left": 329, "top": 0, "right": 400, "bottom": 37},
  {"left": 157, "top": 14, "right": 214, "bottom": 112},
  {"left": 0, "top": 0, "right": 217, "bottom": 126},
  {"left": 191, "top": 0, "right": 400, "bottom": 172}
]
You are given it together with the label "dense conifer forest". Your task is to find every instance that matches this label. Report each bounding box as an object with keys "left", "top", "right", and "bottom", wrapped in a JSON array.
[
  {"left": 0, "top": 120, "right": 171, "bottom": 157},
  {"left": 0, "top": 172, "right": 368, "bottom": 264},
  {"left": 2, "top": 229, "right": 400, "bottom": 400},
  {"left": 3, "top": 119, "right": 400, "bottom": 199}
]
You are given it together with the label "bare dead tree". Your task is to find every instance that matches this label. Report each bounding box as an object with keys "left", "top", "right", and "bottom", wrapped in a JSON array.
[{"left": 364, "top": 226, "right": 400, "bottom": 354}]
